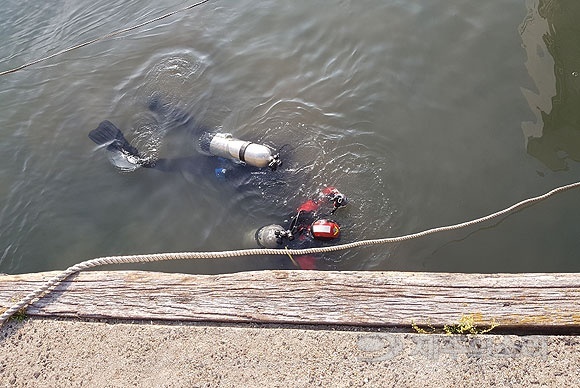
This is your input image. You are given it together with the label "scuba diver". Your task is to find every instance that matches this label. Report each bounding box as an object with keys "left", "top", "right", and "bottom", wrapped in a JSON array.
[
  {"left": 88, "top": 118, "right": 282, "bottom": 190},
  {"left": 88, "top": 97, "right": 282, "bottom": 174},
  {"left": 254, "top": 186, "right": 348, "bottom": 269}
]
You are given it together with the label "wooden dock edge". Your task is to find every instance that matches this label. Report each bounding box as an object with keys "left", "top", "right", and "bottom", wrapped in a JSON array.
[{"left": 1, "top": 270, "right": 579, "bottom": 330}]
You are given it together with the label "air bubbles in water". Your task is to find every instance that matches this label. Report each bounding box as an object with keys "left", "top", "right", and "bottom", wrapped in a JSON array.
[
  {"left": 131, "top": 117, "right": 164, "bottom": 160},
  {"left": 143, "top": 53, "right": 209, "bottom": 105}
]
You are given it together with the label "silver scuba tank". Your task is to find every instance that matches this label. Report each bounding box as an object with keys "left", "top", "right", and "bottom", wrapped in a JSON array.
[
  {"left": 198, "top": 132, "right": 282, "bottom": 170},
  {"left": 255, "top": 224, "right": 289, "bottom": 248}
]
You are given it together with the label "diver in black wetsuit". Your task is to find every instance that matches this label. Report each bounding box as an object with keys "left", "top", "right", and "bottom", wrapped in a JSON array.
[
  {"left": 89, "top": 119, "right": 279, "bottom": 180},
  {"left": 89, "top": 100, "right": 282, "bottom": 169},
  {"left": 88, "top": 95, "right": 286, "bottom": 196}
]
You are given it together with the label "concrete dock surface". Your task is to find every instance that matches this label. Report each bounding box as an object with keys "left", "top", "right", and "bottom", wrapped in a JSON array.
[{"left": 1, "top": 318, "right": 579, "bottom": 387}]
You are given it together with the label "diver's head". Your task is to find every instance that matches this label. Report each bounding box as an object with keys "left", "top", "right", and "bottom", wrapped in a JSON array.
[
  {"left": 332, "top": 193, "right": 348, "bottom": 210},
  {"left": 321, "top": 186, "right": 349, "bottom": 213}
]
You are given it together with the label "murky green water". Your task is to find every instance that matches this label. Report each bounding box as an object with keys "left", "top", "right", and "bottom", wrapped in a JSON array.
[{"left": 1, "top": 0, "right": 579, "bottom": 274}]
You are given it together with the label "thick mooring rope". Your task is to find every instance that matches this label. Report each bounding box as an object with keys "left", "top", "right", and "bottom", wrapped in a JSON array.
[
  {"left": 0, "top": 0, "right": 211, "bottom": 77},
  {"left": 2, "top": 180, "right": 579, "bottom": 326}
]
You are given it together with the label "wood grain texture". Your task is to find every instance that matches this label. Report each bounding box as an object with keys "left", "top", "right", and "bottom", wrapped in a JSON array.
[{"left": 1, "top": 270, "right": 579, "bottom": 328}]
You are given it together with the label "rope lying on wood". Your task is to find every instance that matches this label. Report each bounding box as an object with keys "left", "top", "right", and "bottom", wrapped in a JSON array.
[{"left": 2, "top": 180, "right": 579, "bottom": 327}]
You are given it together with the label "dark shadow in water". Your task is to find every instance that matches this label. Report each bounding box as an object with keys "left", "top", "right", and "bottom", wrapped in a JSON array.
[{"left": 520, "top": 0, "right": 580, "bottom": 171}]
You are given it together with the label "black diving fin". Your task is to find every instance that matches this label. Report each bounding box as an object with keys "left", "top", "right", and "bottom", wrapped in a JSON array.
[
  {"left": 89, "top": 120, "right": 153, "bottom": 171},
  {"left": 89, "top": 120, "right": 139, "bottom": 153}
]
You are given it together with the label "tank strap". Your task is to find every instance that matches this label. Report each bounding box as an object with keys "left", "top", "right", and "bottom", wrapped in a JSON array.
[{"left": 238, "top": 141, "right": 252, "bottom": 163}]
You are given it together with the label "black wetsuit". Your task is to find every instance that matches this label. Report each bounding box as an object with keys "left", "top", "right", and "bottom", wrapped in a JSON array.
[{"left": 89, "top": 97, "right": 287, "bottom": 198}]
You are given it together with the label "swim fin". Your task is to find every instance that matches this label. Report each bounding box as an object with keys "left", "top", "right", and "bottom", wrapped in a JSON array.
[
  {"left": 89, "top": 120, "right": 139, "bottom": 154},
  {"left": 89, "top": 120, "right": 153, "bottom": 171}
]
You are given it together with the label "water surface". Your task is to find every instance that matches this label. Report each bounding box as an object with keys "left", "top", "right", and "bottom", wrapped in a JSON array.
[{"left": 1, "top": 0, "right": 579, "bottom": 274}]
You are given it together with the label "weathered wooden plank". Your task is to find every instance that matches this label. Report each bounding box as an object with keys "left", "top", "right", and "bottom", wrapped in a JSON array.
[{"left": 1, "top": 270, "right": 579, "bottom": 328}]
